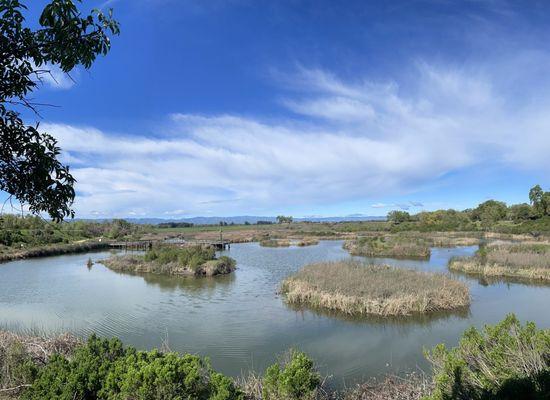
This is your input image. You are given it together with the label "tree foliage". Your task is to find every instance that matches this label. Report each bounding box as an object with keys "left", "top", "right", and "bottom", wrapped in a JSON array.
[
  {"left": 276, "top": 215, "right": 293, "bottom": 224},
  {"left": 1, "top": 0, "right": 119, "bottom": 221},
  {"left": 387, "top": 210, "right": 411, "bottom": 224}
]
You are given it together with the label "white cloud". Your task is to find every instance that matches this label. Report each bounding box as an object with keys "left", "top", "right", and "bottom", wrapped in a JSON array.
[
  {"left": 32, "top": 62, "right": 76, "bottom": 90},
  {"left": 44, "top": 60, "right": 550, "bottom": 217}
]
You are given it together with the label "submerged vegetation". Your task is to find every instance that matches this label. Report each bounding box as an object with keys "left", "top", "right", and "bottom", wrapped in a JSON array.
[
  {"left": 280, "top": 260, "right": 470, "bottom": 316},
  {"left": 101, "top": 245, "right": 237, "bottom": 277},
  {"left": 449, "top": 242, "right": 550, "bottom": 281},
  {"left": 1, "top": 315, "right": 547, "bottom": 400},
  {"left": 343, "top": 235, "right": 431, "bottom": 259}
]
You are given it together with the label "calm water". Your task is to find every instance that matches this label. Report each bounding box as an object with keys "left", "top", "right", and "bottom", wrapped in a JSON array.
[{"left": 1, "top": 241, "right": 549, "bottom": 386}]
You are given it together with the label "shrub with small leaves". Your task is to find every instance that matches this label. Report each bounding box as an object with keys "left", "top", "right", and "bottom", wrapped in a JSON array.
[
  {"left": 262, "top": 350, "right": 321, "bottom": 400},
  {"left": 425, "top": 314, "right": 550, "bottom": 400},
  {"left": 23, "top": 335, "right": 243, "bottom": 400}
]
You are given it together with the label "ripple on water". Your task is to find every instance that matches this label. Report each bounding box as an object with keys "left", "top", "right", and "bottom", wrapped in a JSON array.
[{"left": 0, "top": 241, "right": 549, "bottom": 387}]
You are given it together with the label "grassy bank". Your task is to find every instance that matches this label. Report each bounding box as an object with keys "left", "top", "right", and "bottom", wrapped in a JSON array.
[
  {"left": 0, "top": 241, "right": 110, "bottom": 263},
  {"left": 260, "top": 239, "right": 291, "bottom": 247},
  {"left": 1, "top": 315, "right": 547, "bottom": 400},
  {"left": 449, "top": 242, "right": 550, "bottom": 281},
  {"left": 101, "top": 245, "right": 236, "bottom": 277},
  {"left": 280, "top": 260, "right": 470, "bottom": 316},
  {"left": 343, "top": 236, "right": 431, "bottom": 259}
]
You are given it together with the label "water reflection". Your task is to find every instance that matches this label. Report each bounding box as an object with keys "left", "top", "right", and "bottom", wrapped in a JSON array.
[
  {"left": 0, "top": 241, "right": 548, "bottom": 387},
  {"left": 284, "top": 301, "right": 471, "bottom": 327}
]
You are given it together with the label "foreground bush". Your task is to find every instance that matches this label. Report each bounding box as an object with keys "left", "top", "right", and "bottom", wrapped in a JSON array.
[
  {"left": 0, "top": 331, "right": 80, "bottom": 396},
  {"left": 23, "top": 335, "right": 243, "bottom": 400},
  {"left": 281, "top": 260, "right": 470, "bottom": 316},
  {"left": 262, "top": 350, "right": 321, "bottom": 400},
  {"left": 426, "top": 314, "right": 550, "bottom": 400}
]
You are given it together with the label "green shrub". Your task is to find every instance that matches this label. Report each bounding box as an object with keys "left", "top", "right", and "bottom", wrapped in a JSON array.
[
  {"left": 426, "top": 314, "right": 550, "bottom": 400},
  {"left": 23, "top": 335, "right": 243, "bottom": 400},
  {"left": 262, "top": 350, "right": 321, "bottom": 400},
  {"left": 0, "top": 342, "right": 38, "bottom": 392}
]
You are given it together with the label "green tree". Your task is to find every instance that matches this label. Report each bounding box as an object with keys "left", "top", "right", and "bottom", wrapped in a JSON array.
[
  {"left": 507, "top": 203, "right": 532, "bottom": 222},
  {"left": 472, "top": 200, "right": 507, "bottom": 228},
  {"left": 276, "top": 215, "right": 293, "bottom": 224},
  {"left": 387, "top": 210, "right": 411, "bottom": 224},
  {"left": 1, "top": 0, "right": 119, "bottom": 221}
]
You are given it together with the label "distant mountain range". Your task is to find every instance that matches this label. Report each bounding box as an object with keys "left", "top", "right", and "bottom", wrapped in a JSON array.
[{"left": 79, "top": 215, "right": 386, "bottom": 225}]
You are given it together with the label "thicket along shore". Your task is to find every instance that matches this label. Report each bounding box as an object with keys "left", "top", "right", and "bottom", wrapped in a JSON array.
[{"left": 1, "top": 315, "right": 547, "bottom": 400}]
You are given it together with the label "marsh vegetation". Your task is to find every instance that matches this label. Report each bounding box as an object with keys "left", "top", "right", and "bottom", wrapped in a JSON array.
[
  {"left": 101, "top": 245, "right": 236, "bottom": 277},
  {"left": 343, "top": 236, "right": 431, "bottom": 259},
  {"left": 259, "top": 239, "right": 291, "bottom": 247},
  {"left": 449, "top": 242, "right": 550, "bottom": 281},
  {"left": 1, "top": 315, "right": 547, "bottom": 400},
  {"left": 280, "top": 260, "right": 470, "bottom": 316}
]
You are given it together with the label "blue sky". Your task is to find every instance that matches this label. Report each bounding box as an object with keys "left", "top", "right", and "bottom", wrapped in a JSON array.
[{"left": 10, "top": 0, "right": 550, "bottom": 218}]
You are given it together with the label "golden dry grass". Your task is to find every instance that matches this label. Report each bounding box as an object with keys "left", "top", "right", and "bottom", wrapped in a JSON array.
[
  {"left": 343, "top": 236, "right": 431, "bottom": 259},
  {"left": 259, "top": 239, "right": 291, "bottom": 247},
  {"left": 281, "top": 260, "right": 470, "bottom": 317},
  {"left": 295, "top": 238, "right": 320, "bottom": 247},
  {"left": 449, "top": 242, "right": 550, "bottom": 281}
]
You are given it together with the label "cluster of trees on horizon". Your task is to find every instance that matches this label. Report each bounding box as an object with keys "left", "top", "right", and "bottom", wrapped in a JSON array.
[{"left": 387, "top": 184, "right": 550, "bottom": 231}]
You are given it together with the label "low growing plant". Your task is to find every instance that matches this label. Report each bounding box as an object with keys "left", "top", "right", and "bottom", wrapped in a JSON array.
[
  {"left": 262, "top": 350, "right": 321, "bottom": 400},
  {"left": 23, "top": 335, "right": 243, "bottom": 400}
]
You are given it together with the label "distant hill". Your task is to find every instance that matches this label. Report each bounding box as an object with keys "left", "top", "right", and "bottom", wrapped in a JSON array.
[{"left": 78, "top": 215, "right": 386, "bottom": 225}]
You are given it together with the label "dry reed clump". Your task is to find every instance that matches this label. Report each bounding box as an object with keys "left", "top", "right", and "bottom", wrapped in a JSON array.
[
  {"left": 101, "top": 255, "right": 236, "bottom": 277},
  {"left": 280, "top": 260, "right": 470, "bottom": 317},
  {"left": 0, "top": 331, "right": 80, "bottom": 396},
  {"left": 449, "top": 242, "right": 550, "bottom": 281},
  {"left": 260, "top": 239, "right": 291, "bottom": 247},
  {"left": 343, "top": 236, "right": 431, "bottom": 259},
  {"left": 295, "top": 238, "right": 320, "bottom": 247},
  {"left": 342, "top": 373, "right": 433, "bottom": 400}
]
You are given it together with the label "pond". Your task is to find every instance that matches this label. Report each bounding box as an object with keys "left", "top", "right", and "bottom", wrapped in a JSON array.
[{"left": 0, "top": 240, "right": 549, "bottom": 387}]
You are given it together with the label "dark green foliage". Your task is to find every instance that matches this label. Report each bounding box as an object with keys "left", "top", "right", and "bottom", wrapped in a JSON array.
[
  {"left": 507, "top": 203, "right": 533, "bottom": 221},
  {"left": 529, "top": 185, "right": 550, "bottom": 218},
  {"left": 0, "top": 341, "right": 38, "bottom": 392},
  {"left": 262, "top": 350, "right": 321, "bottom": 400},
  {"left": 426, "top": 314, "right": 550, "bottom": 400},
  {"left": 0, "top": 214, "right": 150, "bottom": 248},
  {"left": 387, "top": 210, "right": 411, "bottom": 224},
  {"left": 144, "top": 245, "right": 216, "bottom": 269},
  {"left": 157, "top": 222, "right": 195, "bottom": 228},
  {"left": 471, "top": 200, "right": 508, "bottom": 228},
  {"left": 276, "top": 215, "right": 294, "bottom": 224},
  {"left": 1, "top": 0, "right": 119, "bottom": 220},
  {"left": 23, "top": 335, "right": 243, "bottom": 400}
]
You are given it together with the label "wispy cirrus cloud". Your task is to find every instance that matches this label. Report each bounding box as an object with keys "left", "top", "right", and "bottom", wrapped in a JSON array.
[{"left": 45, "top": 56, "right": 550, "bottom": 218}]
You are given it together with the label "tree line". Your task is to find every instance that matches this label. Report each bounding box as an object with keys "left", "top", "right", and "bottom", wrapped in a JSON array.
[{"left": 387, "top": 184, "right": 550, "bottom": 232}]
